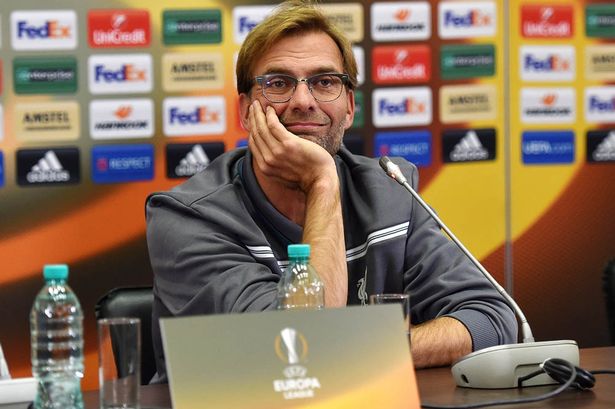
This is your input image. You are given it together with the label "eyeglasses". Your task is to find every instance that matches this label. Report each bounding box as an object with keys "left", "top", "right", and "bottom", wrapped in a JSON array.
[{"left": 254, "top": 73, "right": 349, "bottom": 103}]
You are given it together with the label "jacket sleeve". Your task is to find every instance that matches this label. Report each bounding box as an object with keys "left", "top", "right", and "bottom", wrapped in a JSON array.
[
  {"left": 399, "top": 162, "right": 518, "bottom": 351},
  {"left": 145, "top": 191, "right": 279, "bottom": 382}
]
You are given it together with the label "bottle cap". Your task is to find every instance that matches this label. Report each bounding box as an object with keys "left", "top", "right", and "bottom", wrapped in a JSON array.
[
  {"left": 43, "top": 264, "right": 69, "bottom": 281},
  {"left": 288, "top": 244, "right": 310, "bottom": 258}
]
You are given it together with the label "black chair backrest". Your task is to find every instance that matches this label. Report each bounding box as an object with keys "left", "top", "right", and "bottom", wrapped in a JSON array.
[
  {"left": 95, "top": 286, "right": 155, "bottom": 385},
  {"left": 603, "top": 259, "right": 615, "bottom": 345}
]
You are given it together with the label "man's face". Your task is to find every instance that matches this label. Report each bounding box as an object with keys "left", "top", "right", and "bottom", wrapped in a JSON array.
[{"left": 240, "top": 31, "right": 355, "bottom": 156}]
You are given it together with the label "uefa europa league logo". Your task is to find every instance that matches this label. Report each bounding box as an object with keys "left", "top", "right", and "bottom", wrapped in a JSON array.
[{"left": 275, "top": 327, "right": 308, "bottom": 365}]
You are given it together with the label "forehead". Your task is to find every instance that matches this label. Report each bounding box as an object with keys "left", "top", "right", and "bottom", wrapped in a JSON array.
[{"left": 252, "top": 31, "right": 344, "bottom": 76}]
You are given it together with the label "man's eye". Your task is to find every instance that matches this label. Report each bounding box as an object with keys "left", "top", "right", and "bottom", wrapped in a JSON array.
[
  {"left": 313, "top": 76, "right": 334, "bottom": 87},
  {"left": 267, "top": 78, "right": 290, "bottom": 88}
]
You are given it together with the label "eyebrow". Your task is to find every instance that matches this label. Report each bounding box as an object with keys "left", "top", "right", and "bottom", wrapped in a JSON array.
[{"left": 259, "top": 66, "right": 343, "bottom": 77}]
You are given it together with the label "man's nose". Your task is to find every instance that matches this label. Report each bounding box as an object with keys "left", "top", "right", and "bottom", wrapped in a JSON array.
[{"left": 290, "top": 81, "right": 317, "bottom": 108}]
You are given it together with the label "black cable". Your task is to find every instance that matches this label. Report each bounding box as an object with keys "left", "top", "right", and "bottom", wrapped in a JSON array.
[{"left": 421, "top": 358, "right": 579, "bottom": 409}]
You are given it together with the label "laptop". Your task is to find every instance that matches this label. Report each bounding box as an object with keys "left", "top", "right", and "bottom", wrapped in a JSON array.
[{"left": 160, "top": 304, "right": 420, "bottom": 409}]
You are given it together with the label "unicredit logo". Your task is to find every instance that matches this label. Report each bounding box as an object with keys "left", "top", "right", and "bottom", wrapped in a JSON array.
[
  {"left": 521, "top": 5, "right": 573, "bottom": 38},
  {"left": 88, "top": 10, "right": 150, "bottom": 47},
  {"left": 17, "top": 20, "right": 71, "bottom": 38},
  {"left": 94, "top": 64, "right": 146, "bottom": 82},
  {"left": 169, "top": 107, "right": 220, "bottom": 124}
]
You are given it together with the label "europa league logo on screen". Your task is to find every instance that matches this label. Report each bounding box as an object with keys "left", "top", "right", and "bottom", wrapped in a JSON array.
[
  {"left": 272, "top": 328, "right": 320, "bottom": 400},
  {"left": 274, "top": 327, "right": 308, "bottom": 366}
]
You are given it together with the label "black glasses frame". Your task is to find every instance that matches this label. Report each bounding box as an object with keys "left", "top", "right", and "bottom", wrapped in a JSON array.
[{"left": 254, "top": 72, "right": 349, "bottom": 103}]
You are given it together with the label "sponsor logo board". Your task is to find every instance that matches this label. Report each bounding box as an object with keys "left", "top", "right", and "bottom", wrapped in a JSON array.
[
  {"left": 92, "top": 144, "right": 154, "bottom": 184},
  {"left": 521, "top": 5, "right": 573, "bottom": 38},
  {"left": 375, "top": 130, "right": 432, "bottom": 166},
  {"left": 88, "top": 9, "right": 151, "bottom": 48},
  {"left": 586, "top": 45, "right": 615, "bottom": 81},
  {"left": 440, "top": 44, "right": 495, "bottom": 80},
  {"left": 372, "top": 87, "right": 432, "bottom": 127},
  {"left": 90, "top": 98, "right": 154, "bottom": 139},
  {"left": 372, "top": 45, "right": 430, "bottom": 84},
  {"left": 16, "top": 147, "right": 80, "bottom": 186},
  {"left": 166, "top": 142, "right": 225, "bottom": 178},
  {"left": 585, "top": 86, "right": 615, "bottom": 123},
  {"left": 163, "top": 96, "right": 226, "bottom": 136},
  {"left": 522, "top": 131, "right": 574, "bottom": 164},
  {"left": 88, "top": 53, "right": 152, "bottom": 94},
  {"left": 352, "top": 46, "right": 365, "bottom": 85},
  {"left": 11, "top": 10, "right": 77, "bottom": 50},
  {"left": 13, "top": 56, "right": 77, "bottom": 94},
  {"left": 0, "top": 105, "right": 3, "bottom": 141},
  {"left": 438, "top": 1, "right": 496, "bottom": 39},
  {"left": 371, "top": 2, "right": 431, "bottom": 41},
  {"left": 520, "top": 46, "right": 575, "bottom": 82},
  {"left": 233, "top": 5, "right": 275, "bottom": 44},
  {"left": 0, "top": 151, "right": 4, "bottom": 188},
  {"left": 321, "top": 3, "right": 364, "bottom": 42},
  {"left": 162, "top": 52, "right": 224, "bottom": 91},
  {"left": 442, "top": 128, "right": 496, "bottom": 163},
  {"left": 15, "top": 101, "right": 80, "bottom": 141},
  {"left": 351, "top": 90, "right": 364, "bottom": 128},
  {"left": 587, "top": 130, "right": 615, "bottom": 163},
  {"left": 586, "top": 5, "right": 615, "bottom": 38},
  {"left": 440, "top": 84, "right": 497, "bottom": 123},
  {"left": 163, "top": 9, "right": 222, "bottom": 45},
  {"left": 521, "top": 87, "right": 575, "bottom": 124}
]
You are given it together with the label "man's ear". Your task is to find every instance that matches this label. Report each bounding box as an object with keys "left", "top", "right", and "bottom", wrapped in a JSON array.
[
  {"left": 344, "top": 89, "right": 355, "bottom": 131},
  {"left": 238, "top": 93, "right": 252, "bottom": 131}
]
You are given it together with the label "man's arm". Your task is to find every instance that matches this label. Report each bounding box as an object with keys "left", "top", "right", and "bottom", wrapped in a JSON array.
[
  {"left": 248, "top": 101, "right": 348, "bottom": 306},
  {"left": 410, "top": 317, "right": 472, "bottom": 368}
]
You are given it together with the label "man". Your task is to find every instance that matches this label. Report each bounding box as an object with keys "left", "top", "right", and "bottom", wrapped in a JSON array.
[{"left": 146, "top": 0, "right": 517, "bottom": 383}]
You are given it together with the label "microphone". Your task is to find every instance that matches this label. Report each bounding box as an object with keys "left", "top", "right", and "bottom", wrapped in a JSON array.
[{"left": 379, "top": 156, "right": 579, "bottom": 389}]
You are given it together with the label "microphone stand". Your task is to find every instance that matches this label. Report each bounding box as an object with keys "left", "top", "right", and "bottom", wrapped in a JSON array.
[{"left": 379, "top": 156, "right": 579, "bottom": 389}]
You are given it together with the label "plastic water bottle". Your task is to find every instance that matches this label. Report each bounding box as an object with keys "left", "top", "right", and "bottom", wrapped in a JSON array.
[
  {"left": 30, "top": 264, "right": 84, "bottom": 409},
  {"left": 277, "top": 244, "right": 325, "bottom": 310}
]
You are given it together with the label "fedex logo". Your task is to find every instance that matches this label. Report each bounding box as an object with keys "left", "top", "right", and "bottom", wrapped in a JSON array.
[
  {"left": 233, "top": 5, "right": 275, "bottom": 44},
  {"left": 88, "top": 54, "right": 152, "bottom": 94},
  {"left": 585, "top": 87, "right": 615, "bottom": 123},
  {"left": 17, "top": 20, "right": 71, "bottom": 39},
  {"left": 520, "top": 46, "right": 574, "bottom": 82},
  {"left": 164, "top": 96, "right": 226, "bottom": 136},
  {"left": 11, "top": 11, "right": 77, "bottom": 50},
  {"left": 169, "top": 107, "right": 220, "bottom": 124},
  {"left": 443, "top": 10, "right": 491, "bottom": 27},
  {"left": 372, "top": 87, "right": 432, "bottom": 127},
  {"left": 438, "top": 2, "right": 496, "bottom": 39},
  {"left": 95, "top": 64, "right": 147, "bottom": 82},
  {"left": 589, "top": 97, "right": 615, "bottom": 112}
]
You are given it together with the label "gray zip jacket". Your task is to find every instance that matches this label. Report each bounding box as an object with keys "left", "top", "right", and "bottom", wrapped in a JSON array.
[{"left": 146, "top": 146, "right": 517, "bottom": 382}]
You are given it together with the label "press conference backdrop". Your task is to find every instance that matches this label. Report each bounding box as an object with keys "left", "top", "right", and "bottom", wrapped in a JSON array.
[{"left": 0, "top": 0, "right": 613, "bottom": 390}]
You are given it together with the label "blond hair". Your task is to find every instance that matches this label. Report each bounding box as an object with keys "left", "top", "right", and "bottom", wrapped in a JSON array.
[{"left": 236, "top": 0, "right": 358, "bottom": 95}]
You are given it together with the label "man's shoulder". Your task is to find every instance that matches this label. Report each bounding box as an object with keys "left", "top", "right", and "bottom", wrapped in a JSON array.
[
  {"left": 147, "top": 148, "right": 247, "bottom": 209},
  {"left": 336, "top": 146, "right": 417, "bottom": 183}
]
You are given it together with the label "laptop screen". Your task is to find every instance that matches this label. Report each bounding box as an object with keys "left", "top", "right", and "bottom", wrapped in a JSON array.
[{"left": 161, "top": 304, "right": 420, "bottom": 409}]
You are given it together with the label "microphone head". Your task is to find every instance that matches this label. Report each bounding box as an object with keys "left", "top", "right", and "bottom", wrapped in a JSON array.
[
  {"left": 378, "top": 156, "right": 407, "bottom": 184},
  {"left": 378, "top": 156, "right": 391, "bottom": 172}
]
